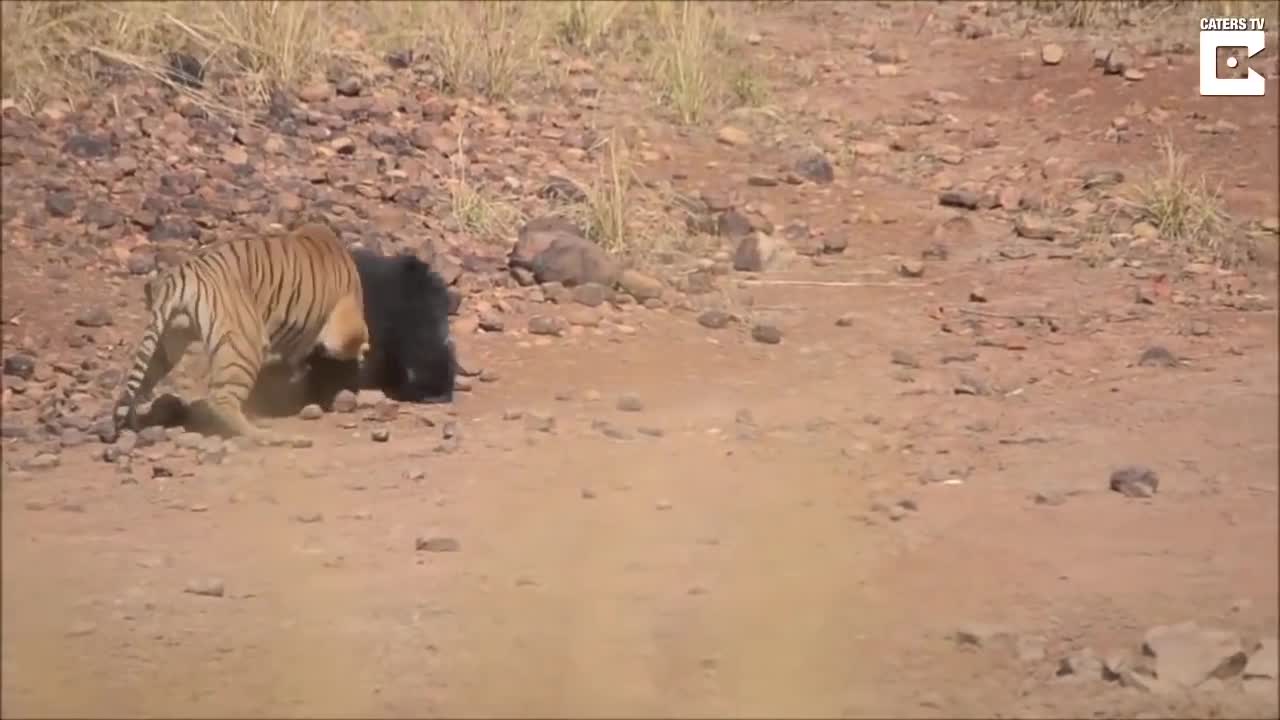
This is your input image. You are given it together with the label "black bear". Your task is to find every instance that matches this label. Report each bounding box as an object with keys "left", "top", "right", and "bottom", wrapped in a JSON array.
[{"left": 248, "top": 249, "right": 459, "bottom": 416}]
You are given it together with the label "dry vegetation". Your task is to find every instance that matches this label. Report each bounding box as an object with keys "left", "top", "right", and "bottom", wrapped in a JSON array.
[
  {"left": 1025, "top": 0, "right": 1279, "bottom": 27},
  {"left": 2, "top": 0, "right": 1270, "bottom": 267},
  {"left": 0, "top": 1, "right": 771, "bottom": 119},
  {"left": 0, "top": 0, "right": 777, "bottom": 260},
  {"left": 1125, "top": 135, "right": 1247, "bottom": 268}
]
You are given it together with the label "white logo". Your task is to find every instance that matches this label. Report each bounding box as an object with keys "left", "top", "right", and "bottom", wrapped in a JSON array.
[{"left": 1199, "top": 17, "right": 1267, "bottom": 96}]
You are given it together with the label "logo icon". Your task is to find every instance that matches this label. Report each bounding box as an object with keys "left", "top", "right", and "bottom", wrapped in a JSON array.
[{"left": 1199, "top": 17, "right": 1267, "bottom": 96}]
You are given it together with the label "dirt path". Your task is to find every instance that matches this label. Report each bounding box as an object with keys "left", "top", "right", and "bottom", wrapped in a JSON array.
[{"left": 3, "top": 2, "right": 1278, "bottom": 718}]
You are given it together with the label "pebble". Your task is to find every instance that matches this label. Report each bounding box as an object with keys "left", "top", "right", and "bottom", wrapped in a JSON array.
[
  {"left": 184, "top": 578, "right": 226, "bottom": 598},
  {"left": 898, "top": 260, "right": 925, "bottom": 278},
  {"left": 415, "top": 536, "right": 460, "bottom": 553},
  {"left": 751, "top": 324, "right": 783, "bottom": 344},
  {"left": 616, "top": 394, "right": 644, "bottom": 412},
  {"left": 1109, "top": 465, "right": 1159, "bottom": 498},
  {"left": 697, "top": 310, "right": 732, "bottom": 329}
]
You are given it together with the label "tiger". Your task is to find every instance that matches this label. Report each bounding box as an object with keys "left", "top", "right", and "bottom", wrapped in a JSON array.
[{"left": 112, "top": 221, "right": 370, "bottom": 442}]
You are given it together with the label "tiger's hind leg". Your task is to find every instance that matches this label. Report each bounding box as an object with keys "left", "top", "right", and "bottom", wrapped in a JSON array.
[
  {"left": 195, "top": 313, "right": 275, "bottom": 442},
  {"left": 114, "top": 323, "right": 195, "bottom": 432}
]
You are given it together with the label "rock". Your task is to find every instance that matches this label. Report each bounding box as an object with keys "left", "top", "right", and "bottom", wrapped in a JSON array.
[
  {"left": 524, "top": 412, "right": 555, "bottom": 433},
  {"left": 1143, "top": 621, "right": 1248, "bottom": 688},
  {"left": 822, "top": 235, "right": 848, "bottom": 254},
  {"left": 898, "top": 260, "right": 925, "bottom": 278},
  {"left": 572, "top": 283, "right": 609, "bottom": 307},
  {"left": 1032, "top": 489, "right": 1069, "bottom": 506},
  {"left": 335, "top": 76, "right": 362, "bottom": 97},
  {"left": 618, "top": 269, "right": 663, "bottom": 301},
  {"left": 1123, "top": 68, "right": 1145, "bottom": 81},
  {"left": 795, "top": 150, "right": 835, "bottom": 184},
  {"left": 531, "top": 237, "right": 619, "bottom": 287},
  {"left": 717, "top": 209, "right": 755, "bottom": 239},
  {"left": 512, "top": 218, "right": 619, "bottom": 288},
  {"left": 223, "top": 145, "right": 249, "bottom": 165},
  {"left": 298, "top": 82, "right": 334, "bottom": 103},
  {"left": 1041, "top": 43, "right": 1065, "bottom": 65},
  {"left": 184, "top": 578, "right": 225, "bottom": 597},
  {"left": 698, "top": 310, "right": 732, "bottom": 329},
  {"left": 1137, "top": 345, "right": 1179, "bottom": 368},
  {"left": 890, "top": 349, "right": 920, "bottom": 368},
  {"left": 331, "top": 136, "right": 356, "bottom": 155},
  {"left": 835, "top": 313, "right": 856, "bottom": 327},
  {"left": 1132, "top": 221, "right": 1160, "bottom": 239},
  {"left": 540, "top": 175, "right": 587, "bottom": 202},
  {"left": 126, "top": 251, "right": 156, "bottom": 275},
  {"left": 1244, "top": 637, "right": 1278, "bottom": 679},
  {"left": 1014, "top": 214, "right": 1059, "bottom": 240},
  {"left": 528, "top": 315, "right": 567, "bottom": 336},
  {"left": 63, "top": 133, "right": 112, "bottom": 159},
  {"left": 616, "top": 394, "right": 644, "bottom": 412},
  {"left": 1083, "top": 169, "right": 1125, "bottom": 189},
  {"left": 968, "top": 286, "right": 988, "bottom": 303},
  {"left": 954, "top": 623, "right": 1016, "bottom": 649},
  {"left": 1104, "top": 50, "right": 1132, "bottom": 75},
  {"left": 1057, "top": 648, "right": 1104, "bottom": 679},
  {"left": 733, "top": 232, "right": 782, "bottom": 272},
  {"left": 751, "top": 323, "right": 782, "bottom": 344},
  {"left": 415, "top": 536, "right": 460, "bottom": 552},
  {"left": 477, "top": 310, "right": 504, "bottom": 332},
  {"left": 939, "top": 190, "right": 979, "bottom": 210},
  {"left": 386, "top": 49, "right": 413, "bottom": 69},
  {"left": 332, "top": 390, "right": 357, "bottom": 413},
  {"left": 26, "top": 453, "right": 60, "bottom": 470},
  {"left": 299, "top": 404, "right": 323, "bottom": 420},
  {"left": 45, "top": 191, "right": 77, "bottom": 218},
  {"left": 4, "top": 354, "right": 36, "bottom": 380},
  {"left": 716, "top": 126, "right": 751, "bottom": 146},
  {"left": 1110, "top": 465, "right": 1159, "bottom": 498}
]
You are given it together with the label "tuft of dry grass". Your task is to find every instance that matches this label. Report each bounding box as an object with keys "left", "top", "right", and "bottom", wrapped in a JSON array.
[
  {"left": 549, "top": 132, "right": 697, "bottom": 265},
  {"left": 646, "top": 0, "right": 723, "bottom": 125},
  {"left": 446, "top": 132, "right": 524, "bottom": 247},
  {"left": 584, "top": 134, "right": 635, "bottom": 256},
  {"left": 554, "top": 0, "right": 632, "bottom": 55},
  {"left": 2, "top": 0, "right": 769, "bottom": 122},
  {"left": 417, "top": 1, "right": 549, "bottom": 100},
  {"left": 1125, "top": 135, "right": 1248, "bottom": 268},
  {"left": 1, "top": 1, "right": 180, "bottom": 110},
  {"left": 1024, "top": 0, "right": 1279, "bottom": 28}
]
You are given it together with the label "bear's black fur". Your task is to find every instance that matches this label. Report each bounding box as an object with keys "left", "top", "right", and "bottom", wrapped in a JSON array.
[{"left": 248, "top": 249, "right": 458, "bottom": 416}]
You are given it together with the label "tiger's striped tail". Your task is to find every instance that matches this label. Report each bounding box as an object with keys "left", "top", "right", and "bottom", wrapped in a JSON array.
[{"left": 112, "top": 279, "right": 178, "bottom": 432}]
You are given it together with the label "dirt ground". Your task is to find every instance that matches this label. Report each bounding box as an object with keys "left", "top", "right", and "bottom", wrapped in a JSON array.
[{"left": 2, "top": 2, "right": 1279, "bottom": 718}]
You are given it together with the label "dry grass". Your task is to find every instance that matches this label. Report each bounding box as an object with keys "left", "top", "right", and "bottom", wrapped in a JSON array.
[
  {"left": 1025, "top": 0, "right": 1279, "bottom": 27},
  {"left": 548, "top": 132, "right": 698, "bottom": 265},
  {"left": 646, "top": 1, "right": 724, "bottom": 125},
  {"left": 1124, "top": 135, "right": 1249, "bottom": 268},
  {"left": 445, "top": 131, "right": 524, "bottom": 247},
  {"left": 554, "top": 0, "right": 633, "bottom": 55},
  {"left": 2, "top": 0, "right": 765, "bottom": 122},
  {"left": 415, "top": 1, "right": 549, "bottom": 100}
]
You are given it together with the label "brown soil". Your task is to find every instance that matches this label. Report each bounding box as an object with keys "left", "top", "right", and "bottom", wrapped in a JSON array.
[{"left": 3, "top": 2, "right": 1278, "bottom": 718}]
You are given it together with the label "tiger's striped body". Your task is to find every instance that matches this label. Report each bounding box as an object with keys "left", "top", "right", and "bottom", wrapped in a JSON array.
[{"left": 112, "top": 222, "right": 369, "bottom": 439}]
